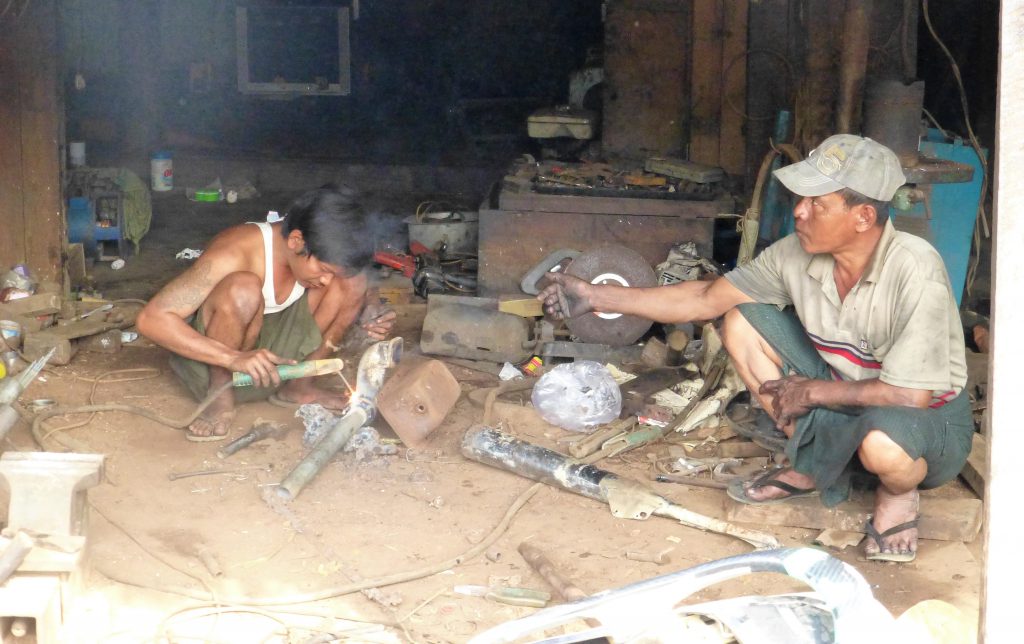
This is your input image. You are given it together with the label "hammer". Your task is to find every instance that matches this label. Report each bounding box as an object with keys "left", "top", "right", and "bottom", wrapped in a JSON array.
[{"left": 217, "top": 419, "right": 288, "bottom": 459}]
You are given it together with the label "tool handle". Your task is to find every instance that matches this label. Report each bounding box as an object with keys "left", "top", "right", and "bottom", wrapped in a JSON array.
[{"left": 232, "top": 359, "right": 344, "bottom": 387}]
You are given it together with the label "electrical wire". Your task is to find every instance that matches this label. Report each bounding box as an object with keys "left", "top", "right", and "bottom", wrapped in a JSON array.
[{"left": 921, "top": 0, "right": 991, "bottom": 298}]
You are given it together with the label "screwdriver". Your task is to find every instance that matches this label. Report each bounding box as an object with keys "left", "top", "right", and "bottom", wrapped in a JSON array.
[
  {"left": 453, "top": 585, "right": 550, "bottom": 608},
  {"left": 231, "top": 358, "right": 344, "bottom": 387}
]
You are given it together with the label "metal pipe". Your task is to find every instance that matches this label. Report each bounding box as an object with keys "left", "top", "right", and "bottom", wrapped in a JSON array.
[{"left": 276, "top": 338, "right": 402, "bottom": 501}]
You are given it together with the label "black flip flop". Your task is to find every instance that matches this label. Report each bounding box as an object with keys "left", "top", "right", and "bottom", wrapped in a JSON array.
[
  {"left": 727, "top": 467, "right": 819, "bottom": 506},
  {"left": 864, "top": 516, "right": 920, "bottom": 563}
]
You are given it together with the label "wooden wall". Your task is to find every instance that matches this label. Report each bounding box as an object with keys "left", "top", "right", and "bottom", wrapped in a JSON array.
[{"left": 0, "top": 0, "right": 65, "bottom": 286}]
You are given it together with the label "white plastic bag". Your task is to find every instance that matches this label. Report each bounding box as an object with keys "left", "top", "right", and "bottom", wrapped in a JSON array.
[{"left": 531, "top": 360, "right": 622, "bottom": 432}]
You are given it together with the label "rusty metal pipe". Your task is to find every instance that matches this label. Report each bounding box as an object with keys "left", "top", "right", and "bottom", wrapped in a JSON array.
[
  {"left": 276, "top": 338, "right": 402, "bottom": 501},
  {"left": 462, "top": 426, "right": 780, "bottom": 549}
]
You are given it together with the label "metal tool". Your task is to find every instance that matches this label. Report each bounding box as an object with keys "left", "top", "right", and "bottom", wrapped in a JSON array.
[
  {"left": 0, "top": 347, "right": 56, "bottom": 440},
  {"left": 276, "top": 338, "right": 402, "bottom": 501},
  {"left": 462, "top": 426, "right": 779, "bottom": 550},
  {"left": 517, "top": 542, "right": 588, "bottom": 603},
  {"left": 561, "top": 244, "right": 657, "bottom": 346},
  {"left": 231, "top": 358, "right": 343, "bottom": 387},
  {"left": 454, "top": 585, "right": 551, "bottom": 608},
  {"left": 217, "top": 420, "right": 288, "bottom": 458}
]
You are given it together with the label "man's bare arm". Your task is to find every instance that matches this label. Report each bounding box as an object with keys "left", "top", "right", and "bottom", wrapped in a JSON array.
[{"left": 539, "top": 273, "right": 754, "bottom": 324}]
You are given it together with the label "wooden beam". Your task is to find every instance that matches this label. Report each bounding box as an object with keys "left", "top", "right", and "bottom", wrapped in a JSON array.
[
  {"left": 982, "top": 3, "right": 1024, "bottom": 639},
  {"left": 718, "top": 0, "right": 747, "bottom": 176},
  {"left": 0, "top": 19, "right": 27, "bottom": 267},
  {"left": 727, "top": 495, "right": 982, "bottom": 542},
  {"left": 960, "top": 433, "right": 987, "bottom": 499},
  {"left": 689, "top": 0, "right": 723, "bottom": 166}
]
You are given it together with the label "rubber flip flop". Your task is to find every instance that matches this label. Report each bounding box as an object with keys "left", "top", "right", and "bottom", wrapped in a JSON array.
[
  {"left": 864, "top": 516, "right": 920, "bottom": 563},
  {"left": 724, "top": 404, "right": 789, "bottom": 452},
  {"left": 185, "top": 431, "right": 229, "bottom": 443},
  {"left": 727, "top": 467, "right": 819, "bottom": 506},
  {"left": 267, "top": 393, "right": 301, "bottom": 410}
]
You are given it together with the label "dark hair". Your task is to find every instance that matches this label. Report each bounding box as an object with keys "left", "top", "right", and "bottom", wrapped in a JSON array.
[
  {"left": 281, "top": 186, "right": 374, "bottom": 272},
  {"left": 838, "top": 187, "right": 890, "bottom": 228}
]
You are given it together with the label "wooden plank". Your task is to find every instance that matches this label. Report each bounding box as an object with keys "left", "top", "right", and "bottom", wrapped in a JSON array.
[
  {"left": 498, "top": 298, "right": 544, "bottom": 318},
  {"left": 17, "top": 0, "right": 65, "bottom": 285},
  {"left": 0, "top": 13, "right": 27, "bottom": 268},
  {"left": 960, "top": 433, "right": 987, "bottom": 499},
  {"left": 603, "top": 0, "right": 691, "bottom": 159},
  {"left": 726, "top": 495, "right": 983, "bottom": 542},
  {"left": 689, "top": 0, "right": 724, "bottom": 166},
  {"left": 498, "top": 190, "right": 726, "bottom": 217},
  {"left": 718, "top": 0, "right": 747, "bottom": 176}
]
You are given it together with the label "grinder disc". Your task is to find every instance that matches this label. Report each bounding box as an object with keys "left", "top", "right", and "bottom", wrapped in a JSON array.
[{"left": 563, "top": 244, "right": 657, "bottom": 346}]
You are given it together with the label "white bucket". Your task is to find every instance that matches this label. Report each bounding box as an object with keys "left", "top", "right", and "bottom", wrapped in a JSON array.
[
  {"left": 151, "top": 151, "right": 173, "bottom": 191},
  {"left": 69, "top": 141, "right": 86, "bottom": 167}
]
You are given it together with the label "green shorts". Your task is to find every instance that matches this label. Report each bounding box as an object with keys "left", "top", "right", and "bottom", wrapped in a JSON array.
[
  {"left": 169, "top": 293, "right": 323, "bottom": 403},
  {"left": 737, "top": 303, "right": 975, "bottom": 507}
]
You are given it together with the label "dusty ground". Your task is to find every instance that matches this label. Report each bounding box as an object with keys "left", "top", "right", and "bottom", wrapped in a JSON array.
[{"left": 4, "top": 191, "right": 984, "bottom": 642}]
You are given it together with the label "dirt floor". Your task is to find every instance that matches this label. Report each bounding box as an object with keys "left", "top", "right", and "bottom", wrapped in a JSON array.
[{"left": 3, "top": 190, "right": 985, "bottom": 642}]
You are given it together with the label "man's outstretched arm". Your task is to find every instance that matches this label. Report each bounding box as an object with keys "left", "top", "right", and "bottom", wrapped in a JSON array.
[{"left": 537, "top": 273, "right": 755, "bottom": 324}]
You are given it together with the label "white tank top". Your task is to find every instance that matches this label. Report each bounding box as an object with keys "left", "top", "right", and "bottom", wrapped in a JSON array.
[{"left": 248, "top": 222, "right": 305, "bottom": 314}]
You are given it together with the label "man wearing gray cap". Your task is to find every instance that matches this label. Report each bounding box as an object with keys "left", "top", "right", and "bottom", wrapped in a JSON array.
[{"left": 537, "top": 134, "right": 972, "bottom": 563}]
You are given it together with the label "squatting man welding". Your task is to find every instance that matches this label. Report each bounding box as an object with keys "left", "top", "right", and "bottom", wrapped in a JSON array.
[
  {"left": 137, "top": 187, "right": 396, "bottom": 441},
  {"left": 539, "top": 135, "right": 972, "bottom": 563}
]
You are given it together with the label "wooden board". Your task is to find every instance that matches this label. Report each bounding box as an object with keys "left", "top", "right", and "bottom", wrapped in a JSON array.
[
  {"left": 603, "top": 0, "right": 691, "bottom": 159},
  {"left": 726, "top": 495, "right": 983, "bottom": 542},
  {"left": 498, "top": 298, "right": 544, "bottom": 318},
  {"left": 0, "top": 0, "right": 64, "bottom": 284},
  {"left": 690, "top": 0, "right": 724, "bottom": 167},
  {"left": 718, "top": 0, "right": 748, "bottom": 176},
  {"left": 960, "top": 433, "right": 987, "bottom": 499}
]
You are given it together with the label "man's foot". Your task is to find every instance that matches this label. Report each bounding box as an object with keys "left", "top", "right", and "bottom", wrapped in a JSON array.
[
  {"left": 864, "top": 487, "right": 920, "bottom": 562},
  {"left": 276, "top": 379, "right": 351, "bottom": 410},
  {"left": 186, "top": 409, "right": 236, "bottom": 442},
  {"left": 727, "top": 467, "right": 818, "bottom": 505}
]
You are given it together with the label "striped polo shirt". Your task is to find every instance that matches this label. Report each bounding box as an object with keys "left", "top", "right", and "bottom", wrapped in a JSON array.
[{"left": 725, "top": 220, "right": 967, "bottom": 406}]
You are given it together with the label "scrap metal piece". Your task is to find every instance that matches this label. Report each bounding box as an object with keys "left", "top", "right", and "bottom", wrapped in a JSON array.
[
  {"left": 461, "top": 426, "right": 779, "bottom": 550},
  {"left": 470, "top": 548, "right": 895, "bottom": 644},
  {"left": 563, "top": 245, "right": 658, "bottom": 346},
  {"left": 421, "top": 295, "right": 533, "bottom": 363},
  {"left": 377, "top": 358, "right": 461, "bottom": 448}
]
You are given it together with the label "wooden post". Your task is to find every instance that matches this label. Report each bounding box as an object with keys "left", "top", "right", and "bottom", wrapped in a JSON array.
[
  {"left": 0, "top": 0, "right": 65, "bottom": 286},
  {"left": 718, "top": 0, "right": 747, "bottom": 176},
  {"left": 981, "top": 2, "right": 1024, "bottom": 640},
  {"left": 690, "top": 0, "right": 724, "bottom": 167}
]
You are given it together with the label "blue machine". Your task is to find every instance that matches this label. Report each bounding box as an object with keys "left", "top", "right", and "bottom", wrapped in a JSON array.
[
  {"left": 890, "top": 129, "right": 987, "bottom": 307},
  {"left": 68, "top": 191, "right": 128, "bottom": 262}
]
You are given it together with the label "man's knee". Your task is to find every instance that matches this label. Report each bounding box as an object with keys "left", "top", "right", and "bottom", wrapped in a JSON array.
[
  {"left": 206, "top": 271, "right": 263, "bottom": 321},
  {"left": 720, "top": 307, "right": 750, "bottom": 352},
  {"left": 858, "top": 428, "right": 915, "bottom": 474}
]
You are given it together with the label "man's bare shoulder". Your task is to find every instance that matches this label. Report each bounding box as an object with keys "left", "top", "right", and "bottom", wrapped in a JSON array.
[{"left": 201, "top": 223, "right": 263, "bottom": 272}]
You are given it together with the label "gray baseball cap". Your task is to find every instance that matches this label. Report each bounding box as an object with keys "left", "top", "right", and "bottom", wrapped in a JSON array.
[{"left": 773, "top": 134, "right": 906, "bottom": 201}]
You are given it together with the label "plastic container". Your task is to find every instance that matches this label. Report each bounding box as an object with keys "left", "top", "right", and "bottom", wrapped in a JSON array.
[
  {"left": 151, "top": 150, "right": 173, "bottom": 191},
  {"left": 69, "top": 141, "right": 86, "bottom": 167}
]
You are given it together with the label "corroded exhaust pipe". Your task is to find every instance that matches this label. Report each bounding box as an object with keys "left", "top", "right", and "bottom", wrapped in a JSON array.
[
  {"left": 276, "top": 338, "right": 403, "bottom": 501},
  {"left": 462, "top": 425, "right": 780, "bottom": 550}
]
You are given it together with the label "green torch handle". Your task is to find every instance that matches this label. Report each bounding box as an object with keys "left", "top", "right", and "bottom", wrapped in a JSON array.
[{"left": 232, "top": 358, "right": 344, "bottom": 387}]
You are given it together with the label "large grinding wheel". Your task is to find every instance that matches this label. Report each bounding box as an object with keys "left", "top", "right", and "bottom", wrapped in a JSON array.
[{"left": 563, "top": 244, "right": 657, "bottom": 346}]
